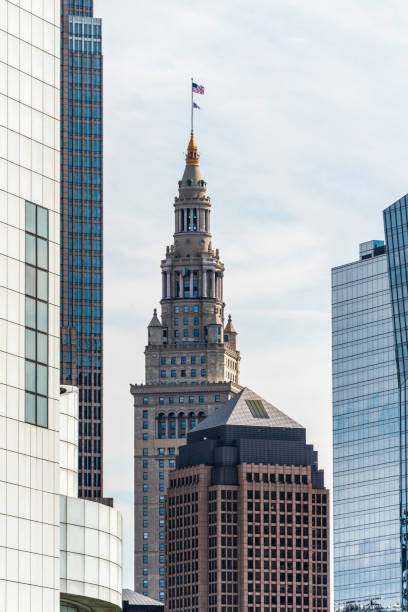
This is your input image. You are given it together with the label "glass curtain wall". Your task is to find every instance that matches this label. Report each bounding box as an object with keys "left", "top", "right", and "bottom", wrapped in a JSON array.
[
  {"left": 332, "top": 244, "right": 401, "bottom": 610},
  {"left": 384, "top": 196, "right": 408, "bottom": 611}
]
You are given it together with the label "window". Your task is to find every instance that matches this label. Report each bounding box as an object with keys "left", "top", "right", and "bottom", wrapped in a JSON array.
[
  {"left": 161, "top": 357, "right": 166, "bottom": 364},
  {"left": 191, "top": 356, "right": 196, "bottom": 364},
  {"left": 169, "top": 397, "right": 174, "bottom": 404},
  {"left": 199, "top": 396, "right": 204, "bottom": 403},
  {"left": 183, "top": 317, "right": 188, "bottom": 325},
  {"left": 189, "top": 396, "right": 194, "bottom": 403},
  {"left": 169, "top": 448, "right": 175, "bottom": 455},
  {"left": 159, "top": 472, "right": 164, "bottom": 480},
  {"left": 201, "top": 356, "right": 206, "bottom": 363},
  {"left": 143, "top": 448, "right": 148, "bottom": 456},
  {"left": 143, "top": 410, "right": 148, "bottom": 418},
  {"left": 171, "top": 370, "right": 176, "bottom": 377},
  {"left": 143, "top": 433, "right": 148, "bottom": 440},
  {"left": 194, "top": 305, "right": 198, "bottom": 313},
  {"left": 184, "top": 306, "right": 189, "bottom": 312},
  {"left": 25, "top": 202, "right": 49, "bottom": 428},
  {"left": 179, "top": 396, "right": 184, "bottom": 404},
  {"left": 181, "top": 369, "right": 186, "bottom": 377},
  {"left": 181, "top": 356, "right": 186, "bottom": 364},
  {"left": 201, "top": 369, "right": 206, "bottom": 377},
  {"left": 215, "top": 395, "right": 220, "bottom": 402},
  {"left": 174, "top": 306, "right": 179, "bottom": 313},
  {"left": 183, "top": 329, "right": 188, "bottom": 336},
  {"left": 194, "top": 329, "right": 199, "bottom": 337},
  {"left": 159, "top": 448, "right": 164, "bottom": 455},
  {"left": 161, "top": 370, "right": 166, "bottom": 378},
  {"left": 143, "top": 398, "right": 149, "bottom": 405},
  {"left": 191, "top": 369, "right": 196, "bottom": 377},
  {"left": 193, "top": 318, "right": 199, "bottom": 325}
]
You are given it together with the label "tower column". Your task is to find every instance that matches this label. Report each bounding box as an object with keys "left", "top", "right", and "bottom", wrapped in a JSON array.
[
  {"left": 166, "top": 271, "right": 171, "bottom": 298},
  {"left": 190, "top": 270, "right": 194, "bottom": 298},
  {"left": 202, "top": 268, "right": 207, "bottom": 297},
  {"left": 211, "top": 270, "right": 216, "bottom": 298},
  {"left": 162, "top": 272, "right": 166, "bottom": 298}
]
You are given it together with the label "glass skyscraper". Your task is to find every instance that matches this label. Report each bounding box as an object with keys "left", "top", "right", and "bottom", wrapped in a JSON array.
[
  {"left": 332, "top": 240, "right": 401, "bottom": 610},
  {"left": 60, "top": 0, "right": 105, "bottom": 500},
  {"left": 384, "top": 196, "right": 408, "bottom": 611}
]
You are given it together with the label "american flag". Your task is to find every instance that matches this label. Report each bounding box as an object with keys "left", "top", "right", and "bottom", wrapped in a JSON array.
[{"left": 192, "top": 82, "right": 205, "bottom": 95}]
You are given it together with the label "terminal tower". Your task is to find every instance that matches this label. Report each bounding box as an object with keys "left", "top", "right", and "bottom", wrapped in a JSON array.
[{"left": 130, "top": 131, "right": 242, "bottom": 600}]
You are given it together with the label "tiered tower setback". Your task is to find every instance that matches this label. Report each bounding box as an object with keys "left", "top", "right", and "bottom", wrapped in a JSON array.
[{"left": 131, "top": 131, "right": 242, "bottom": 601}]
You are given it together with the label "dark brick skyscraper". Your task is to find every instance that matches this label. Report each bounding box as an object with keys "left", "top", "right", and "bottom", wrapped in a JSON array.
[
  {"left": 166, "top": 387, "right": 330, "bottom": 612},
  {"left": 60, "top": 0, "right": 104, "bottom": 500}
]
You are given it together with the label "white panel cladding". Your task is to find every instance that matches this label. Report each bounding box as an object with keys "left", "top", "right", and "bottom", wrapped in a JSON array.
[
  {"left": 0, "top": 0, "right": 60, "bottom": 611},
  {"left": 59, "top": 386, "right": 79, "bottom": 498},
  {"left": 60, "top": 496, "right": 123, "bottom": 611}
]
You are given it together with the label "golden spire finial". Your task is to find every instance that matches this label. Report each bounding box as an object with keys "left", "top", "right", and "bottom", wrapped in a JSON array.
[{"left": 186, "top": 130, "right": 199, "bottom": 166}]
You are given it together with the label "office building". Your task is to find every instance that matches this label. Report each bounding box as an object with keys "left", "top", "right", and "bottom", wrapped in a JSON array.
[
  {"left": 0, "top": 3, "right": 121, "bottom": 609},
  {"left": 332, "top": 239, "right": 400, "bottom": 610},
  {"left": 130, "top": 131, "right": 242, "bottom": 599},
  {"left": 384, "top": 195, "right": 408, "bottom": 611},
  {"left": 60, "top": 0, "right": 105, "bottom": 500},
  {"left": 0, "top": 0, "right": 62, "bottom": 607},
  {"left": 166, "top": 387, "right": 329, "bottom": 612}
]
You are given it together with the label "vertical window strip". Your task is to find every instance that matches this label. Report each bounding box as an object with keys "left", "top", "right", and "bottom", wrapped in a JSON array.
[{"left": 24, "top": 201, "right": 49, "bottom": 428}]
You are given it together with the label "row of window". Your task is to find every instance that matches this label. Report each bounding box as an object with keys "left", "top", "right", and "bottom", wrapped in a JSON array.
[
  {"left": 246, "top": 473, "right": 309, "bottom": 485},
  {"left": 142, "top": 448, "right": 175, "bottom": 456},
  {"left": 161, "top": 368, "right": 206, "bottom": 378},
  {"left": 67, "top": 188, "right": 101, "bottom": 203},
  {"left": 161, "top": 355, "right": 205, "bottom": 365},
  {"left": 67, "top": 54, "right": 100, "bottom": 70},
  {"left": 143, "top": 395, "right": 220, "bottom": 405},
  {"left": 174, "top": 305, "right": 199, "bottom": 313},
  {"left": 63, "top": 254, "right": 101, "bottom": 268}
]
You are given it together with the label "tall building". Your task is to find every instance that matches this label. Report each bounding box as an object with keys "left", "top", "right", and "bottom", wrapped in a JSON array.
[
  {"left": 332, "top": 240, "right": 401, "bottom": 610},
  {"left": 0, "top": 1, "right": 122, "bottom": 609},
  {"left": 384, "top": 196, "right": 408, "bottom": 612},
  {"left": 60, "top": 0, "right": 104, "bottom": 500},
  {"left": 0, "top": 0, "right": 62, "bottom": 607},
  {"left": 165, "top": 387, "right": 330, "bottom": 612},
  {"left": 130, "top": 131, "right": 242, "bottom": 600}
]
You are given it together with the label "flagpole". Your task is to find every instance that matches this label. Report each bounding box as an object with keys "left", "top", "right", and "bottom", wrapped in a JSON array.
[{"left": 191, "top": 77, "right": 193, "bottom": 133}]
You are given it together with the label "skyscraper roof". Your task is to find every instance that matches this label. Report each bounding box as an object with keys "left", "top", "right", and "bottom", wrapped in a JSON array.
[{"left": 192, "top": 387, "right": 303, "bottom": 433}]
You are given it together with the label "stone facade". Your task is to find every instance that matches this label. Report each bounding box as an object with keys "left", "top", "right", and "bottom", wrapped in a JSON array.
[{"left": 131, "top": 131, "right": 242, "bottom": 601}]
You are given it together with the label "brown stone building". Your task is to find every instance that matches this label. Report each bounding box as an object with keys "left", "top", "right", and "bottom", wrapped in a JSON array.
[
  {"left": 166, "top": 387, "right": 329, "bottom": 612},
  {"left": 130, "top": 130, "right": 241, "bottom": 600}
]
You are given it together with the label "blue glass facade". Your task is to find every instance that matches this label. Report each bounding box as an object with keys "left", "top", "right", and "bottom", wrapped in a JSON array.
[
  {"left": 384, "top": 196, "right": 408, "bottom": 610},
  {"left": 60, "top": 0, "right": 104, "bottom": 499},
  {"left": 332, "top": 240, "right": 401, "bottom": 610}
]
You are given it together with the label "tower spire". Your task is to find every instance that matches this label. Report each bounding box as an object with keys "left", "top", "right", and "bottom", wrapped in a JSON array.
[{"left": 186, "top": 131, "right": 199, "bottom": 166}]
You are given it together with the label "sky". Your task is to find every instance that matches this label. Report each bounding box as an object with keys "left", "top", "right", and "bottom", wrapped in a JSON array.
[{"left": 95, "top": 0, "right": 408, "bottom": 591}]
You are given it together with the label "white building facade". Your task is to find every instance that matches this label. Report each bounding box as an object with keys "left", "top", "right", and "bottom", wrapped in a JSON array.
[
  {"left": 0, "top": 2, "right": 122, "bottom": 610},
  {"left": 0, "top": 0, "right": 62, "bottom": 609}
]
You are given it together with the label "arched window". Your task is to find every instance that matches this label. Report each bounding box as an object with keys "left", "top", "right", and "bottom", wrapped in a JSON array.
[
  {"left": 188, "top": 411, "right": 196, "bottom": 431},
  {"left": 158, "top": 413, "right": 166, "bottom": 439},
  {"left": 198, "top": 411, "right": 206, "bottom": 423},
  {"left": 168, "top": 412, "right": 176, "bottom": 439},
  {"left": 178, "top": 412, "right": 187, "bottom": 438}
]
